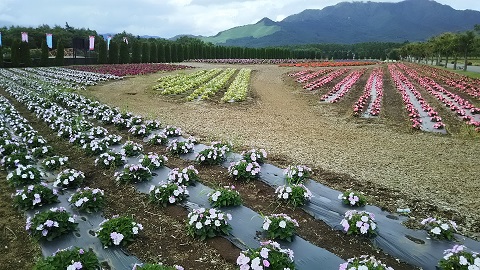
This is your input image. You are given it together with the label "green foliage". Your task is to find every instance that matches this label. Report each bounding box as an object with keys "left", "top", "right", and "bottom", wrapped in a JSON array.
[
  {"left": 11, "top": 39, "right": 20, "bottom": 67},
  {"left": 7, "top": 165, "right": 44, "bottom": 186},
  {"left": 149, "top": 182, "right": 189, "bottom": 207},
  {"left": 34, "top": 247, "right": 100, "bottom": 270},
  {"left": 208, "top": 185, "right": 242, "bottom": 207},
  {"left": 0, "top": 46, "right": 3, "bottom": 67},
  {"left": 158, "top": 43, "right": 166, "bottom": 62},
  {"left": 108, "top": 40, "right": 119, "bottom": 64},
  {"left": 150, "top": 42, "right": 158, "bottom": 63},
  {"left": 97, "top": 39, "right": 108, "bottom": 64},
  {"left": 262, "top": 214, "right": 299, "bottom": 242},
  {"left": 131, "top": 41, "right": 142, "bottom": 63},
  {"left": 134, "top": 263, "right": 182, "bottom": 270},
  {"left": 40, "top": 40, "right": 49, "bottom": 66},
  {"left": 119, "top": 41, "right": 130, "bottom": 64},
  {"left": 20, "top": 41, "right": 32, "bottom": 66},
  {"left": 96, "top": 215, "right": 143, "bottom": 247},
  {"left": 142, "top": 42, "right": 150, "bottom": 63},
  {"left": 55, "top": 39, "right": 64, "bottom": 66},
  {"left": 26, "top": 207, "right": 78, "bottom": 241},
  {"left": 12, "top": 183, "right": 58, "bottom": 210},
  {"left": 69, "top": 187, "right": 105, "bottom": 213},
  {"left": 186, "top": 208, "right": 232, "bottom": 240}
]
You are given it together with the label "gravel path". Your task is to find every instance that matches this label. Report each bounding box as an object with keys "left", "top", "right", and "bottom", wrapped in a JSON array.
[{"left": 86, "top": 62, "right": 480, "bottom": 237}]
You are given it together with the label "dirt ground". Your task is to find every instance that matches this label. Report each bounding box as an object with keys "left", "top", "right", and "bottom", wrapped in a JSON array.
[{"left": 84, "top": 62, "right": 480, "bottom": 239}]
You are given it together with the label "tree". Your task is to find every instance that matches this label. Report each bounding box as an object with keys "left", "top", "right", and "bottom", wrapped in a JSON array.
[
  {"left": 55, "top": 39, "right": 64, "bottom": 66},
  {"left": 436, "top": 32, "right": 456, "bottom": 68},
  {"left": 141, "top": 42, "right": 150, "bottom": 63},
  {"left": 0, "top": 46, "right": 3, "bottom": 68},
  {"left": 165, "top": 44, "right": 172, "bottom": 63},
  {"left": 97, "top": 39, "right": 108, "bottom": 64},
  {"left": 119, "top": 41, "right": 130, "bottom": 64},
  {"left": 131, "top": 41, "right": 141, "bottom": 63},
  {"left": 158, "top": 44, "right": 165, "bottom": 63},
  {"left": 108, "top": 41, "right": 119, "bottom": 64},
  {"left": 150, "top": 42, "right": 157, "bottom": 63},
  {"left": 40, "top": 39, "right": 49, "bottom": 66},
  {"left": 11, "top": 39, "right": 20, "bottom": 67},
  {"left": 456, "top": 31, "right": 476, "bottom": 71}
]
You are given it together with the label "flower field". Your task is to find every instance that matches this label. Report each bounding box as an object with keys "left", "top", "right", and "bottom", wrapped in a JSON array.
[
  {"left": 153, "top": 68, "right": 253, "bottom": 102},
  {"left": 0, "top": 61, "right": 480, "bottom": 270},
  {"left": 68, "top": 63, "right": 193, "bottom": 77}
]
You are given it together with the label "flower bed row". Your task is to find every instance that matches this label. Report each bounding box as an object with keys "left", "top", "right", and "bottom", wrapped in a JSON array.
[
  {"left": 353, "top": 68, "right": 384, "bottom": 117},
  {"left": 154, "top": 68, "right": 222, "bottom": 95},
  {"left": 280, "top": 61, "right": 378, "bottom": 68},
  {"left": 221, "top": 68, "right": 252, "bottom": 102},
  {"left": 303, "top": 68, "right": 349, "bottom": 91},
  {"left": 398, "top": 63, "right": 480, "bottom": 132},
  {"left": 289, "top": 69, "right": 334, "bottom": 83},
  {"left": 68, "top": 63, "right": 193, "bottom": 77},
  {"left": 388, "top": 64, "right": 446, "bottom": 131},
  {"left": 186, "top": 68, "right": 236, "bottom": 101},
  {"left": 320, "top": 69, "right": 366, "bottom": 103}
]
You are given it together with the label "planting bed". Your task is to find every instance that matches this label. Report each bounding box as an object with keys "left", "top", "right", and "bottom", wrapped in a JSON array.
[{"left": 1, "top": 61, "right": 480, "bottom": 270}]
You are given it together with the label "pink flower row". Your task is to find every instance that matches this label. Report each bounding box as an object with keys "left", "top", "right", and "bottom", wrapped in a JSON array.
[
  {"left": 320, "top": 69, "right": 366, "bottom": 103},
  {"left": 303, "top": 69, "right": 349, "bottom": 91},
  {"left": 398, "top": 64, "right": 480, "bottom": 131},
  {"left": 353, "top": 68, "right": 384, "bottom": 117},
  {"left": 389, "top": 64, "right": 445, "bottom": 130},
  {"left": 294, "top": 69, "right": 333, "bottom": 83}
]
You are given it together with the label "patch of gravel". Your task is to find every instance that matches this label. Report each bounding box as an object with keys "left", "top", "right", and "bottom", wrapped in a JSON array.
[{"left": 85, "top": 62, "right": 480, "bottom": 238}]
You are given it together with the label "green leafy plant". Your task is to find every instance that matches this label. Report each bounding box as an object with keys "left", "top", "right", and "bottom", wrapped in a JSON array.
[
  {"left": 41, "top": 155, "right": 69, "bottom": 171},
  {"left": 33, "top": 246, "right": 100, "bottom": 270},
  {"left": 7, "top": 165, "right": 44, "bottom": 186},
  {"left": 96, "top": 215, "right": 143, "bottom": 247},
  {"left": 438, "top": 245, "right": 480, "bottom": 270},
  {"left": 241, "top": 148, "right": 267, "bottom": 164},
  {"left": 69, "top": 187, "right": 105, "bottom": 213},
  {"left": 186, "top": 208, "right": 232, "bottom": 240},
  {"left": 283, "top": 165, "right": 312, "bottom": 184},
  {"left": 12, "top": 183, "right": 58, "bottom": 210},
  {"left": 340, "top": 210, "right": 377, "bottom": 237},
  {"left": 31, "top": 145, "right": 54, "bottom": 158},
  {"left": 95, "top": 151, "right": 127, "bottom": 169},
  {"left": 195, "top": 146, "right": 226, "bottom": 165},
  {"left": 227, "top": 160, "right": 261, "bottom": 182},
  {"left": 208, "top": 185, "right": 242, "bottom": 207},
  {"left": 149, "top": 182, "right": 189, "bottom": 207},
  {"left": 54, "top": 168, "right": 85, "bottom": 189},
  {"left": 339, "top": 255, "right": 394, "bottom": 270},
  {"left": 140, "top": 152, "right": 168, "bottom": 170},
  {"left": 167, "top": 166, "right": 199, "bottom": 186},
  {"left": 26, "top": 207, "right": 77, "bottom": 241},
  {"left": 133, "top": 263, "right": 184, "bottom": 270},
  {"left": 421, "top": 217, "right": 457, "bottom": 240},
  {"left": 114, "top": 164, "right": 152, "bottom": 184},
  {"left": 338, "top": 191, "right": 367, "bottom": 207},
  {"left": 148, "top": 133, "right": 169, "bottom": 146},
  {"left": 275, "top": 184, "right": 312, "bottom": 207},
  {"left": 166, "top": 139, "right": 194, "bottom": 155},
  {"left": 1, "top": 151, "right": 34, "bottom": 169},
  {"left": 262, "top": 213, "right": 299, "bottom": 242},
  {"left": 121, "top": 140, "right": 144, "bottom": 157},
  {"left": 236, "top": 240, "right": 295, "bottom": 270}
]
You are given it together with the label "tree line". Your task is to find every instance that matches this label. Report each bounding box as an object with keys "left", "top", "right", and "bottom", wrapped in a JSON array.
[{"left": 398, "top": 25, "right": 480, "bottom": 71}]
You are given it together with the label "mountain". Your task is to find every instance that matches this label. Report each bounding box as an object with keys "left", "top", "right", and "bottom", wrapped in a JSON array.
[{"left": 200, "top": 0, "right": 480, "bottom": 47}]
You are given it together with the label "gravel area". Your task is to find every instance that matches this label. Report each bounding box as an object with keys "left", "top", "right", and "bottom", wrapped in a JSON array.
[{"left": 85, "top": 62, "right": 480, "bottom": 238}]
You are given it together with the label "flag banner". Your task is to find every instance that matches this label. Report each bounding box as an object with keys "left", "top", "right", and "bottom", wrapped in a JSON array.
[
  {"left": 89, "top": 35, "right": 95, "bottom": 50},
  {"left": 123, "top": 36, "right": 128, "bottom": 44},
  {"left": 46, "top": 33, "right": 53, "bottom": 49},
  {"left": 21, "top": 32, "right": 28, "bottom": 42},
  {"left": 0, "top": 32, "right": 2, "bottom": 47},
  {"left": 107, "top": 35, "right": 112, "bottom": 50}
]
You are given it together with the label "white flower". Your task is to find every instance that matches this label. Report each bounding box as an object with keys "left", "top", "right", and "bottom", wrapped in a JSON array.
[
  {"left": 358, "top": 266, "right": 368, "bottom": 270},
  {"left": 195, "top": 222, "right": 203, "bottom": 229},
  {"left": 459, "top": 256, "right": 468, "bottom": 265},
  {"left": 132, "top": 227, "right": 139, "bottom": 234},
  {"left": 279, "top": 220, "right": 287, "bottom": 228},
  {"left": 263, "top": 220, "right": 271, "bottom": 230},
  {"left": 282, "top": 193, "right": 289, "bottom": 199},
  {"left": 431, "top": 227, "right": 441, "bottom": 235},
  {"left": 440, "top": 223, "right": 450, "bottom": 230},
  {"left": 68, "top": 217, "right": 75, "bottom": 223}
]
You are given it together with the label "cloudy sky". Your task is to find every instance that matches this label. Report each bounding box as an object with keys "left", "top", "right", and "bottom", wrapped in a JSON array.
[{"left": 1, "top": 0, "right": 479, "bottom": 38}]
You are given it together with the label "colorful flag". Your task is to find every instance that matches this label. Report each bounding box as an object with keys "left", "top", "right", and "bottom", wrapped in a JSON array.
[
  {"left": 107, "top": 35, "right": 112, "bottom": 50},
  {"left": 123, "top": 36, "right": 128, "bottom": 44},
  {"left": 21, "top": 32, "right": 28, "bottom": 42},
  {"left": 46, "top": 33, "right": 53, "bottom": 49},
  {"left": 89, "top": 36, "right": 95, "bottom": 50},
  {"left": 0, "top": 32, "right": 2, "bottom": 47}
]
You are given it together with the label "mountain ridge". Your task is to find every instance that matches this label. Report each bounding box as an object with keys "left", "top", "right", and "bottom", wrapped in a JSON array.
[{"left": 197, "top": 0, "right": 480, "bottom": 47}]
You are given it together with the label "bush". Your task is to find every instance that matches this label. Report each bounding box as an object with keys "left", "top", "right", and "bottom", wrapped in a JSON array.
[
  {"left": 26, "top": 207, "right": 77, "bottom": 241},
  {"left": 96, "top": 215, "right": 143, "bottom": 247},
  {"left": 33, "top": 246, "right": 100, "bottom": 270},
  {"left": 149, "top": 182, "right": 189, "bottom": 207},
  {"left": 186, "top": 208, "right": 232, "bottom": 240},
  {"left": 208, "top": 185, "right": 242, "bottom": 207},
  {"left": 12, "top": 183, "right": 58, "bottom": 210}
]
